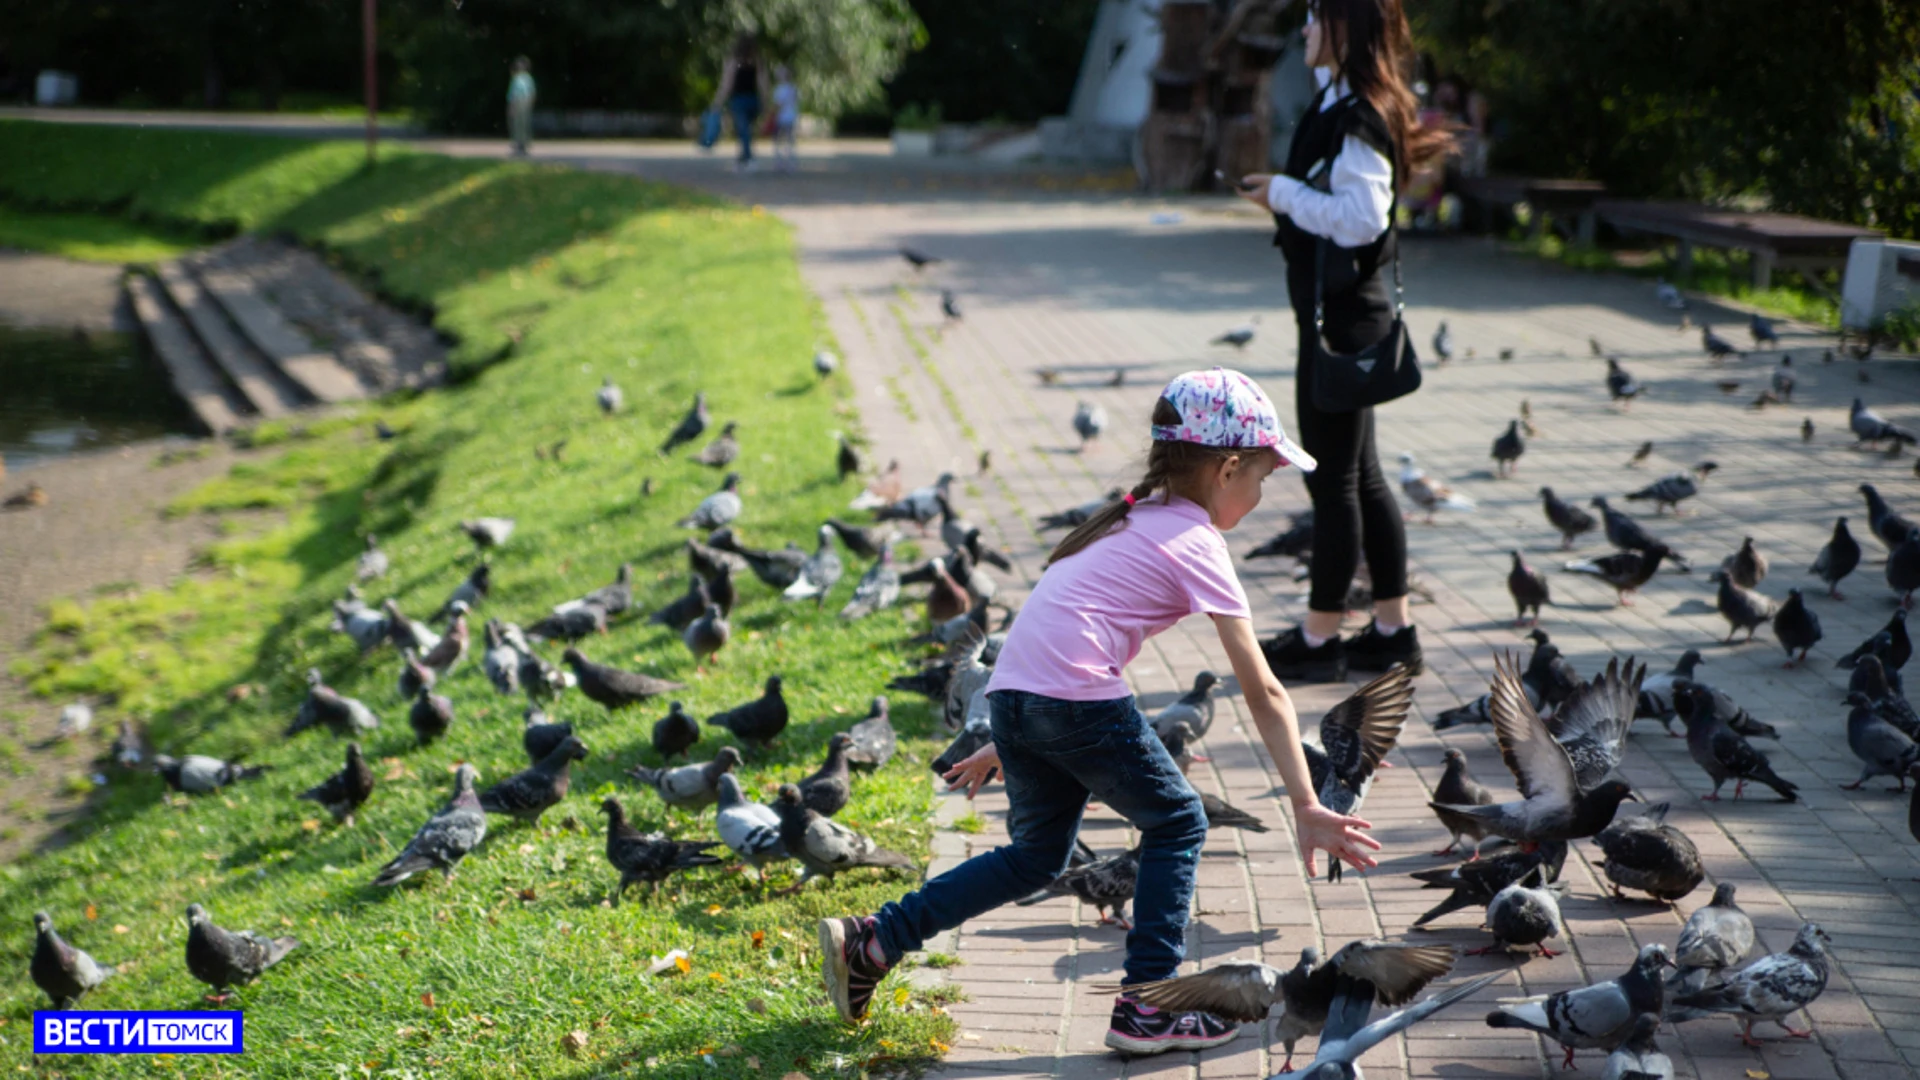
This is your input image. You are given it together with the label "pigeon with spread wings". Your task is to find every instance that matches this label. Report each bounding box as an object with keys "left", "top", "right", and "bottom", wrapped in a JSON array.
[{"left": 1305, "top": 665, "right": 1414, "bottom": 882}]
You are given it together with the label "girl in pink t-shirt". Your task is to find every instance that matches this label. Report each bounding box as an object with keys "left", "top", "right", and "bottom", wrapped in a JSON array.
[{"left": 819, "top": 369, "right": 1380, "bottom": 1055}]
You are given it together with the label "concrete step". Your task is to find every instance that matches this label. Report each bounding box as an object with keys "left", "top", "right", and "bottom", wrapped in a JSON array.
[
  {"left": 154, "top": 260, "right": 308, "bottom": 418},
  {"left": 184, "top": 249, "right": 368, "bottom": 405},
  {"left": 124, "top": 273, "right": 253, "bottom": 436}
]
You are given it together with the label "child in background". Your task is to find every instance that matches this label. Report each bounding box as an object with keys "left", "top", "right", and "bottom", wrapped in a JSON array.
[
  {"left": 818, "top": 369, "right": 1380, "bottom": 1055},
  {"left": 506, "top": 57, "right": 535, "bottom": 157},
  {"left": 770, "top": 64, "right": 799, "bottom": 172}
]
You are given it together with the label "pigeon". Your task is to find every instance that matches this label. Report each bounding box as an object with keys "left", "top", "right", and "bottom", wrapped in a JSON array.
[
  {"left": 1398, "top": 452, "right": 1476, "bottom": 523},
  {"left": 480, "top": 735, "right": 587, "bottom": 823},
  {"left": 1072, "top": 401, "right": 1107, "bottom": 450},
  {"left": 432, "top": 564, "right": 491, "bottom": 623},
  {"left": 693, "top": 421, "right": 740, "bottom": 467},
  {"left": 706, "top": 674, "right": 788, "bottom": 749},
  {"left": 1507, "top": 550, "right": 1551, "bottom": 625},
  {"left": 955, "top": 523, "right": 1013, "bottom": 572},
  {"left": 458, "top": 517, "right": 515, "bottom": 551},
  {"left": 931, "top": 715, "right": 992, "bottom": 782},
  {"left": 686, "top": 535, "right": 748, "bottom": 582},
  {"left": 53, "top": 702, "right": 91, "bottom": 741},
  {"left": 1626, "top": 464, "right": 1714, "bottom": 515},
  {"left": 408, "top": 688, "right": 453, "bottom": 745},
  {"left": 676, "top": 472, "right": 742, "bottom": 529},
  {"left": 798, "top": 733, "right": 854, "bottom": 817},
  {"left": 1860, "top": 483, "right": 1917, "bottom": 552},
  {"left": 1111, "top": 940, "right": 1464, "bottom": 1073},
  {"left": 1199, "top": 791, "right": 1268, "bottom": 832},
  {"left": 1635, "top": 650, "right": 1706, "bottom": 735},
  {"left": 508, "top": 630, "right": 572, "bottom": 700},
  {"left": 373, "top": 763, "right": 488, "bottom": 885},
  {"left": 1803, "top": 417, "right": 1815, "bottom": 442},
  {"left": 1038, "top": 488, "right": 1124, "bottom": 531},
  {"left": 577, "top": 563, "right": 635, "bottom": 618},
  {"left": 1772, "top": 354, "right": 1796, "bottom": 400},
  {"left": 1850, "top": 655, "right": 1919, "bottom": 739},
  {"left": 1891, "top": 527, "right": 1920, "bottom": 607},
  {"left": 1603, "top": 1014, "right": 1673, "bottom": 1080},
  {"left": 1850, "top": 399, "right": 1917, "bottom": 448},
  {"left": 1305, "top": 665, "right": 1415, "bottom": 881},
  {"left": 596, "top": 375, "right": 623, "bottom": 415},
  {"left": 1606, "top": 357, "right": 1643, "bottom": 404},
  {"left": 890, "top": 657, "right": 956, "bottom": 702},
  {"left": 923, "top": 555, "right": 969, "bottom": 624},
  {"left": 825, "top": 518, "right": 885, "bottom": 561},
  {"left": 1772, "top": 588, "right": 1822, "bottom": 667},
  {"left": 1667, "top": 923, "right": 1830, "bottom": 1047},
  {"left": 1595, "top": 802, "right": 1702, "bottom": 902},
  {"left": 1837, "top": 610, "right": 1912, "bottom": 676},
  {"left": 1432, "top": 320, "right": 1454, "bottom": 362},
  {"left": 1716, "top": 574, "right": 1775, "bottom": 643},
  {"left": 1016, "top": 845, "right": 1141, "bottom": 926},
  {"left": 682, "top": 603, "right": 731, "bottom": 668},
  {"left": 714, "top": 773, "right": 789, "bottom": 876},
  {"left": 382, "top": 599, "right": 441, "bottom": 656},
  {"left": 1712, "top": 536, "right": 1769, "bottom": 589},
  {"left": 332, "top": 588, "right": 390, "bottom": 652},
  {"left": 771, "top": 782, "right": 914, "bottom": 893},
  {"left": 814, "top": 349, "right": 838, "bottom": 377},
  {"left": 1750, "top": 312, "right": 1780, "bottom": 347},
  {"left": 659, "top": 392, "right": 710, "bottom": 455},
  {"left": 839, "top": 538, "right": 902, "bottom": 619},
  {"left": 155, "top": 754, "right": 269, "bottom": 794},
  {"left": 1472, "top": 864, "right": 1568, "bottom": 957},
  {"left": 1538, "top": 487, "right": 1596, "bottom": 550},
  {"left": 480, "top": 620, "right": 522, "bottom": 696},
  {"left": 1809, "top": 517, "right": 1863, "bottom": 599},
  {"left": 521, "top": 706, "right": 573, "bottom": 763},
  {"left": 1491, "top": 420, "right": 1525, "bottom": 477},
  {"left": 295, "top": 742, "right": 376, "bottom": 827},
  {"left": 782, "top": 525, "right": 844, "bottom": 604},
  {"left": 1521, "top": 630, "right": 1584, "bottom": 714},
  {"left": 873, "top": 472, "right": 954, "bottom": 531},
  {"left": 527, "top": 600, "right": 607, "bottom": 642},
  {"left": 1655, "top": 278, "right": 1687, "bottom": 309},
  {"left": 843, "top": 697, "right": 897, "bottom": 772},
  {"left": 1159, "top": 720, "right": 1200, "bottom": 775},
  {"left": 418, "top": 604, "right": 470, "bottom": 675},
  {"left": 627, "top": 746, "right": 742, "bottom": 811},
  {"left": 1410, "top": 841, "right": 1567, "bottom": 928},
  {"left": 109, "top": 720, "right": 146, "bottom": 770},
  {"left": 1677, "top": 684, "right": 1797, "bottom": 801},
  {"left": 1842, "top": 691, "right": 1919, "bottom": 791},
  {"left": 184, "top": 903, "right": 299, "bottom": 1002},
  {"left": 563, "top": 648, "right": 684, "bottom": 711},
  {"left": 31, "top": 911, "right": 116, "bottom": 1009},
  {"left": 836, "top": 434, "right": 862, "bottom": 481},
  {"left": 1590, "top": 496, "right": 1688, "bottom": 569},
  {"left": 938, "top": 290, "right": 961, "bottom": 322},
  {"left": 1248, "top": 509, "right": 1316, "bottom": 561},
  {"left": 848, "top": 458, "right": 903, "bottom": 511},
  {"left": 598, "top": 797, "right": 722, "bottom": 904},
  {"left": 1486, "top": 943, "right": 1673, "bottom": 1069},
  {"left": 652, "top": 701, "right": 700, "bottom": 761},
  {"left": 1150, "top": 671, "right": 1220, "bottom": 741},
  {"left": 1431, "top": 655, "right": 1640, "bottom": 849},
  {"left": 1565, "top": 544, "right": 1671, "bottom": 605},
  {"left": 649, "top": 575, "right": 712, "bottom": 631},
  {"left": 356, "top": 535, "right": 389, "bottom": 581},
  {"left": 1671, "top": 882, "right": 1754, "bottom": 995},
  {"left": 1211, "top": 315, "right": 1260, "bottom": 348},
  {"left": 1625, "top": 441, "right": 1653, "bottom": 468},
  {"left": 288, "top": 669, "right": 380, "bottom": 738},
  {"left": 1428, "top": 748, "right": 1498, "bottom": 857},
  {"left": 899, "top": 246, "right": 941, "bottom": 270},
  {"left": 1702, "top": 325, "right": 1740, "bottom": 361}
]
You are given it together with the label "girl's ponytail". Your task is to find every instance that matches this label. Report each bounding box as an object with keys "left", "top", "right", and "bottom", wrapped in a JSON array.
[{"left": 1045, "top": 398, "right": 1236, "bottom": 565}]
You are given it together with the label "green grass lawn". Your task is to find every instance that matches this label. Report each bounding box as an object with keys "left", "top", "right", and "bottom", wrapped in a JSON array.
[
  {"left": 1511, "top": 231, "right": 1841, "bottom": 329},
  {"left": 0, "top": 121, "right": 958, "bottom": 1077},
  {"left": 0, "top": 205, "right": 197, "bottom": 263}
]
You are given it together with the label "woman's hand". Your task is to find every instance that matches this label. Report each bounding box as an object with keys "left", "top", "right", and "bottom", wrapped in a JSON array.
[
  {"left": 1235, "top": 173, "right": 1276, "bottom": 212},
  {"left": 1294, "top": 802, "right": 1381, "bottom": 878},
  {"left": 941, "top": 742, "right": 1002, "bottom": 800}
]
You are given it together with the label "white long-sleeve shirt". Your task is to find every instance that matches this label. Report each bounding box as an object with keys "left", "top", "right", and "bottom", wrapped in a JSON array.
[{"left": 1266, "top": 76, "right": 1394, "bottom": 249}]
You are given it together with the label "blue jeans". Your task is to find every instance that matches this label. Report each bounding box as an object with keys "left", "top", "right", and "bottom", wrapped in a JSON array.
[
  {"left": 871, "top": 690, "right": 1206, "bottom": 984},
  {"left": 727, "top": 93, "right": 760, "bottom": 162}
]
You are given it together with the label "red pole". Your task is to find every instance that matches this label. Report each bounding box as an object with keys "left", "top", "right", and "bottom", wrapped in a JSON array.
[{"left": 363, "top": 0, "right": 378, "bottom": 164}]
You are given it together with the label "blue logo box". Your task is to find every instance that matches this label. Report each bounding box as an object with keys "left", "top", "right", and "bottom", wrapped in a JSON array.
[{"left": 34, "top": 1011, "right": 244, "bottom": 1054}]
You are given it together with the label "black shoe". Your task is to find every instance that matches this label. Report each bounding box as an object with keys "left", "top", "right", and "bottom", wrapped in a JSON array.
[
  {"left": 1261, "top": 626, "right": 1348, "bottom": 683},
  {"left": 820, "top": 916, "right": 891, "bottom": 1024},
  {"left": 1345, "top": 622, "right": 1423, "bottom": 675},
  {"left": 1104, "top": 995, "right": 1238, "bottom": 1056}
]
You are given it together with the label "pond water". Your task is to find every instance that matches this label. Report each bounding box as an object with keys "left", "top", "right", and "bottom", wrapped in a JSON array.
[{"left": 0, "top": 324, "right": 198, "bottom": 468}]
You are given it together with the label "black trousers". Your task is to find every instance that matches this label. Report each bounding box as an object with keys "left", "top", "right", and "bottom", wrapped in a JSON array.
[{"left": 1293, "top": 303, "right": 1408, "bottom": 614}]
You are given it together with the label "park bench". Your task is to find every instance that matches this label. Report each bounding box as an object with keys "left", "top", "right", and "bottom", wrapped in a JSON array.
[
  {"left": 1454, "top": 175, "right": 1607, "bottom": 243},
  {"left": 1593, "top": 199, "right": 1883, "bottom": 291}
]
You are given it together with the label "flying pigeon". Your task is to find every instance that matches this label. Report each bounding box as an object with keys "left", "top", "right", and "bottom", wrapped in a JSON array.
[
  {"left": 373, "top": 763, "right": 487, "bottom": 886},
  {"left": 771, "top": 782, "right": 914, "bottom": 893},
  {"left": 714, "top": 772, "right": 789, "bottom": 877},
  {"left": 290, "top": 668, "right": 380, "bottom": 737},
  {"left": 1539, "top": 487, "right": 1595, "bottom": 550},
  {"left": 1428, "top": 747, "right": 1498, "bottom": 857},
  {"left": 521, "top": 707, "right": 573, "bottom": 764},
  {"left": 676, "top": 472, "right": 742, "bottom": 530},
  {"left": 1667, "top": 923, "right": 1830, "bottom": 1047},
  {"left": 31, "top": 911, "right": 117, "bottom": 1009},
  {"left": 1038, "top": 488, "right": 1124, "bottom": 531},
  {"left": 1772, "top": 588, "right": 1822, "bottom": 666},
  {"left": 479, "top": 735, "right": 588, "bottom": 823},
  {"left": 156, "top": 754, "right": 270, "bottom": 795},
  {"left": 844, "top": 696, "right": 897, "bottom": 772},
  {"left": 652, "top": 701, "right": 700, "bottom": 762},
  {"left": 1432, "top": 321, "right": 1454, "bottom": 362},
  {"left": 1842, "top": 691, "right": 1919, "bottom": 791},
  {"left": 659, "top": 392, "right": 710, "bottom": 455},
  {"left": 184, "top": 903, "right": 298, "bottom": 1002},
  {"left": 1671, "top": 882, "right": 1754, "bottom": 995},
  {"left": 1565, "top": 543, "right": 1672, "bottom": 606},
  {"left": 706, "top": 674, "right": 789, "bottom": 749},
  {"left": 598, "top": 797, "right": 722, "bottom": 904},
  {"left": 1211, "top": 315, "right": 1260, "bottom": 349},
  {"left": 356, "top": 535, "right": 389, "bottom": 581},
  {"left": 627, "top": 746, "right": 742, "bottom": 811},
  {"left": 798, "top": 733, "right": 854, "bottom": 817},
  {"left": 563, "top": 648, "right": 683, "bottom": 712},
  {"left": 839, "top": 538, "right": 902, "bottom": 620},
  {"left": 299, "top": 742, "right": 375, "bottom": 826},
  {"left": 1677, "top": 684, "right": 1797, "bottom": 801},
  {"left": 1809, "top": 517, "right": 1862, "bottom": 599},
  {"left": 1625, "top": 464, "right": 1714, "bottom": 515},
  {"left": 1702, "top": 325, "right": 1740, "bottom": 361},
  {"left": 782, "top": 525, "right": 845, "bottom": 604},
  {"left": 458, "top": 517, "right": 515, "bottom": 550},
  {"left": 1398, "top": 452, "right": 1476, "bottom": 523},
  {"left": 693, "top": 421, "right": 740, "bottom": 468},
  {"left": 1072, "top": 401, "right": 1107, "bottom": 451},
  {"left": 596, "top": 375, "right": 623, "bottom": 415},
  {"left": 1606, "top": 358, "right": 1643, "bottom": 404},
  {"left": 1850, "top": 400, "right": 1917, "bottom": 449},
  {"left": 1594, "top": 802, "right": 1702, "bottom": 903},
  {"left": 1472, "top": 864, "right": 1568, "bottom": 957},
  {"left": 1716, "top": 574, "right": 1775, "bottom": 643},
  {"left": 1507, "top": 550, "right": 1550, "bottom": 625},
  {"left": 1410, "top": 841, "right": 1567, "bottom": 928},
  {"left": 682, "top": 603, "right": 731, "bottom": 669},
  {"left": 1486, "top": 943, "right": 1673, "bottom": 1069},
  {"left": 1304, "top": 665, "right": 1415, "bottom": 881},
  {"left": 1016, "top": 845, "right": 1140, "bottom": 926}
]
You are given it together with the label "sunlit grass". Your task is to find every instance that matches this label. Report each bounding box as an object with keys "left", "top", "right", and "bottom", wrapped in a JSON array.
[{"left": 0, "top": 204, "right": 196, "bottom": 263}]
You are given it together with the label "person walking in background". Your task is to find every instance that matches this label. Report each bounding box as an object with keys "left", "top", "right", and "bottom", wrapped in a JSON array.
[
  {"left": 1235, "top": 0, "right": 1452, "bottom": 683},
  {"left": 710, "top": 33, "right": 769, "bottom": 171},
  {"left": 770, "top": 63, "right": 799, "bottom": 172},
  {"left": 506, "top": 57, "right": 535, "bottom": 157}
]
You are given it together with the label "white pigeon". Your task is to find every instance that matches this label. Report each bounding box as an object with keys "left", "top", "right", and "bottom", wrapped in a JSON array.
[
  {"left": 714, "top": 773, "right": 788, "bottom": 876},
  {"left": 1655, "top": 278, "right": 1687, "bottom": 310},
  {"left": 597, "top": 376, "right": 623, "bottom": 415},
  {"left": 55, "top": 703, "right": 93, "bottom": 740},
  {"left": 813, "top": 349, "right": 838, "bottom": 377},
  {"left": 1072, "top": 401, "right": 1107, "bottom": 450},
  {"left": 1398, "top": 451, "right": 1476, "bottom": 523}
]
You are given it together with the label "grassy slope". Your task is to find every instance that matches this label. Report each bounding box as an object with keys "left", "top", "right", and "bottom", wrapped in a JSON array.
[
  {"left": 0, "top": 205, "right": 196, "bottom": 263},
  {"left": 0, "top": 121, "right": 957, "bottom": 1077}
]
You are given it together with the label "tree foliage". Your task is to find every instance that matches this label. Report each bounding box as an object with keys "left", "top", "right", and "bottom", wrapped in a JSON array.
[{"left": 882, "top": 0, "right": 1102, "bottom": 123}]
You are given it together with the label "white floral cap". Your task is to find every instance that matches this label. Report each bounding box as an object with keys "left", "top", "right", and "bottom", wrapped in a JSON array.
[{"left": 1151, "top": 367, "right": 1316, "bottom": 472}]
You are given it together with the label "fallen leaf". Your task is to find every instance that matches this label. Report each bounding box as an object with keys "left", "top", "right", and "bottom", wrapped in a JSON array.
[
  {"left": 84, "top": 904, "right": 97, "bottom": 921},
  {"left": 708, "top": 972, "right": 725, "bottom": 982},
  {"left": 112, "top": 925, "right": 129, "bottom": 934},
  {"left": 301, "top": 819, "right": 320, "bottom": 831},
  {"left": 706, "top": 904, "right": 725, "bottom": 916},
  {"left": 929, "top": 1039, "right": 950, "bottom": 1053},
  {"left": 746, "top": 1056, "right": 760, "bottom": 1070},
  {"left": 751, "top": 930, "right": 765, "bottom": 949},
  {"left": 675, "top": 955, "right": 692, "bottom": 974},
  {"left": 518, "top": 887, "right": 538, "bottom": 902},
  {"left": 561, "top": 1030, "right": 588, "bottom": 1057},
  {"left": 517, "top": 843, "right": 536, "bottom": 855},
  {"left": 894, "top": 987, "right": 910, "bottom": 1006},
  {"left": 717, "top": 1045, "right": 743, "bottom": 1058},
  {"left": 280, "top": 916, "right": 293, "bottom": 928},
  {"left": 422, "top": 993, "right": 436, "bottom": 1009}
]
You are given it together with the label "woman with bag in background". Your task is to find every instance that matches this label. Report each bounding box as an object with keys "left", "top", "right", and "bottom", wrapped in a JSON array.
[{"left": 1236, "top": 0, "right": 1451, "bottom": 685}]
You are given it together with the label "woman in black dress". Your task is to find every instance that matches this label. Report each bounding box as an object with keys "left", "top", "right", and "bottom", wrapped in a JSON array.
[{"left": 1238, "top": 0, "right": 1450, "bottom": 683}]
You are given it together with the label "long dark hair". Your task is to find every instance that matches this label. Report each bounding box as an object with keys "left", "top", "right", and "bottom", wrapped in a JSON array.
[
  {"left": 1047, "top": 398, "right": 1241, "bottom": 564},
  {"left": 1313, "top": 0, "right": 1452, "bottom": 171}
]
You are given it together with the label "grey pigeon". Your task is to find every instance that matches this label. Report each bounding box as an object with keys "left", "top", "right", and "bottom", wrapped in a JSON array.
[
  {"left": 381, "top": 598, "right": 440, "bottom": 655},
  {"left": 374, "top": 762, "right": 487, "bottom": 886},
  {"left": 649, "top": 575, "right": 711, "bottom": 631},
  {"left": 825, "top": 518, "right": 885, "bottom": 560},
  {"left": 708, "top": 528, "right": 807, "bottom": 589},
  {"left": 1626, "top": 465, "right": 1712, "bottom": 515},
  {"left": 1410, "top": 841, "right": 1567, "bottom": 928},
  {"left": 1668, "top": 923, "right": 1830, "bottom": 1046},
  {"left": 417, "top": 604, "right": 469, "bottom": 676},
  {"left": 32, "top": 911, "right": 116, "bottom": 1009},
  {"left": 156, "top": 754, "right": 269, "bottom": 795},
  {"left": 676, "top": 472, "right": 742, "bottom": 529},
  {"left": 432, "top": 564, "right": 491, "bottom": 623},
  {"left": 1428, "top": 747, "right": 1498, "bottom": 857},
  {"left": 1590, "top": 496, "right": 1690, "bottom": 570},
  {"left": 1860, "top": 483, "right": 1917, "bottom": 551},
  {"left": 682, "top": 603, "right": 731, "bottom": 668},
  {"left": 1851, "top": 655, "right": 1919, "bottom": 739},
  {"left": 1306, "top": 665, "right": 1415, "bottom": 881},
  {"left": 659, "top": 391, "right": 709, "bottom": 455},
  {"left": 1491, "top": 419, "right": 1525, "bottom": 477},
  {"left": 409, "top": 687, "right": 453, "bottom": 746},
  {"left": 290, "top": 668, "right": 380, "bottom": 737},
  {"left": 1634, "top": 649, "right": 1704, "bottom": 735},
  {"left": 1669, "top": 674, "right": 1777, "bottom": 741},
  {"left": 1772, "top": 588, "right": 1822, "bottom": 666},
  {"left": 1750, "top": 312, "right": 1779, "bottom": 346},
  {"left": 298, "top": 742, "right": 375, "bottom": 825},
  {"left": 782, "top": 524, "right": 844, "bottom": 604},
  {"left": 1677, "top": 684, "right": 1797, "bottom": 801},
  {"left": 563, "top": 648, "right": 684, "bottom": 712},
  {"left": 1711, "top": 536, "right": 1768, "bottom": 589},
  {"left": 1771, "top": 353, "right": 1796, "bottom": 400},
  {"left": 814, "top": 349, "right": 838, "bottom": 377},
  {"left": 706, "top": 674, "right": 788, "bottom": 749},
  {"left": 1038, "top": 488, "right": 1123, "bottom": 531},
  {"left": 332, "top": 588, "right": 389, "bottom": 652},
  {"left": 836, "top": 434, "right": 862, "bottom": 481},
  {"left": 1670, "top": 882, "right": 1754, "bottom": 995},
  {"left": 845, "top": 696, "right": 897, "bottom": 772},
  {"left": 931, "top": 716, "right": 993, "bottom": 783},
  {"left": 458, "top": 517, "right": 515, "bottom": 550},
  {"left": 1606, "top": 357, "right": 1642, "bottom": 403},
  {"left": 184, "top": 903, "right": 298, "bottom": 1001},
  {"left": 627, "top": 746, "right": 742, "bottom": 811},
  {"left": 652, "top": 701, "right": 700, "bottom": 761},
  {"left": 1072, "top": 401, "right": 1107, "bottom": 450},
  {"left": 1486, "top": 943, "right": 1673, "bottom": 1069},
  {"left": 599, "top": 797, "right": 722, "bottom": 904},
  {"left": 356, "top": 534, "right": 389, "bottom": 581},
  {"left": 1809, "top": 517, "right": 1862, "bottom": 599},
  {"left": 714, "top": 772, "right": 788, "bottom": 873},
  {"left": 899, "top": 246, "right": 941, "bottom": 269},
  {"left": 693, "top": 421, "right": 740, "bottom": 467},
  {"left": 1016, "top": 845, "right": 1140, "bottom": 926},
  {"left": 1890, "top": 527, "right": 1920, "bottom": 607},
  {"left": 109, "top": 719, "right": 146, "bottom": 769},
  {"left": 847, "top": 458, "right": 902, "bottom": 511},
  {"left": 1522, "top": 629, "right": 1584, "bottom": 712},
  {"left": 578, "top": 562, "right": 634, "bottom": 617},
  {"left": 596, "top": 375, "right": 623, "bottom": 415},
  {"left": 1507, "top": 550, "right": 1550, "bottom": 625},
  {"left": 1286, "top": 971, "right": 1504, "bottom": 1079},
  {"left": 941, "top": 290, "right": 963, "bottom": 321},
  {"left": 527, "top": 600, "right": 607, "bottom": 642},
  {"left": 1433, "top": 320, "right": 1454, "bottom": 362},
  {"left": 480, "top": 619, "right": 521, "bottom": 695},
  {"left": 941, "top": 625, "right": 994, "bottom": 733},
  {"left": 686, "top": 535, "right": 748, "bottom": 581},
  {"left": 479, "top": 735, "right": 588, "bottom": 823},
  {"left": 1603, "top": 1013, "right": 1673, "bottom": 1080},
  {"left": 1565, "top": 544, "right": 1671, "bottom": 606},
  {"left": 1702, "top": 325, "right": 1740, "bottom": 360},
  {"left": 1160, "top": 719, "right": 1199, "bottom": 775},
  {"left": 873, "top": 472, "right": 954, "bottom": 531},
  {"left": 1850, "top": 399, "right": 1917, "bottom": 448},
  {"left": 798, "top": 732, "right": 854, "bottom": 817},
  {"left": 521, "top": 706, "right": 573, "bottom": 763},
  {"left": 1199, "top": 791, "right": 1268, "bottom": 832},
  {"left": 1626, "top": 440, "right": 1653, "bottom": 467},
  {"left": 1212, "top": 315, "right": 1259, "bottom": 348},
  {"left": 1843, "top": 691, "right": 1919, "bottom": 791},
  {"left": 773, "top": 777, "right": 908, "bottom": 893},
  {"left": 1594, "top": 802, "right": 1703, "bottom": 902},
  {"left": 1716, "top": 574, "right": 1775, "bottom": 643},
  {"left": 1473, "top": 864, "right": 1568, "bottom": 957},
  {"left": 1836, "top": 609, "right": 1911, "bottom": 675},
  {"left": 1151, "top": 671, "right": 1220, "bottom": 741}
]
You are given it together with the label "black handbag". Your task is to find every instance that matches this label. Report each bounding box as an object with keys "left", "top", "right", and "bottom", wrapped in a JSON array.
[{"left": 1306, "top": 207, "right": 1422, "bottom": 414}]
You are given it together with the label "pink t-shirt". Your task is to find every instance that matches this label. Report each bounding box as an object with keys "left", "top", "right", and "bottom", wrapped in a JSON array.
[{"left": 987, "top": 495, "right": 1250, "bottom": 701}]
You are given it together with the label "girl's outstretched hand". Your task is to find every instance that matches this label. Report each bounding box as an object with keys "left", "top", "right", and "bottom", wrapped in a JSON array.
[
  {"left": 941, "top": 742, "right": 1002, "bottom": 800},
  {"left": 1294, "top": 802, "right": 1380, "bottom": 878}
]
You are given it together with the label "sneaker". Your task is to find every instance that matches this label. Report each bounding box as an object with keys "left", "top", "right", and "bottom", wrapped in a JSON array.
[
  {"left": 1260, "top": 626, "right": 1348, "bottom": 683},
  {"left": 1344, "top": 622, "right": 1424, "bottom": 674},
  {"left": 1104, "top": 994, "right": 1238, "bottom": 1055},
  {"left": 819, "top": 916, "right": 890, "bottom": 1024}
]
